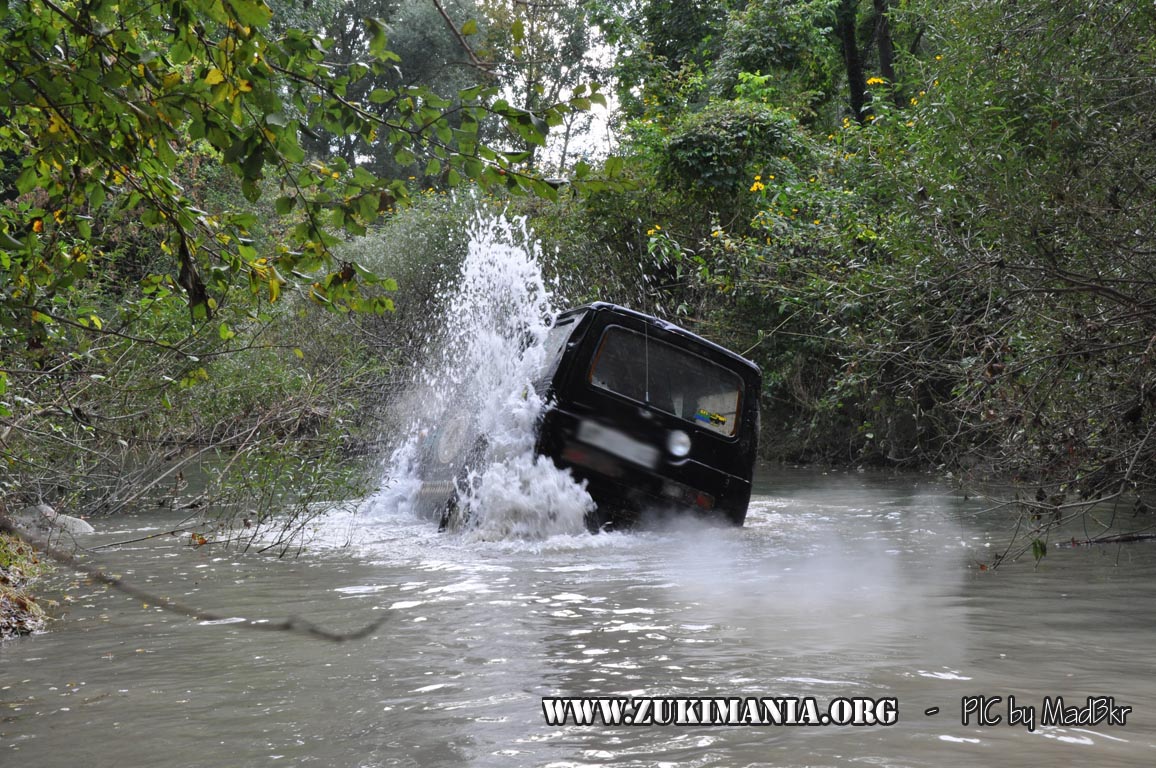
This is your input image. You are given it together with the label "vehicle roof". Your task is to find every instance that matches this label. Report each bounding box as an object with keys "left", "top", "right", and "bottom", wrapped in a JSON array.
[{"left": 556, "top": 302, "right": 761, "bottom": 376}]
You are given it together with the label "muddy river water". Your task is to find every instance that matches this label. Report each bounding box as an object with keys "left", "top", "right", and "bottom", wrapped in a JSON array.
[{"left": 3, "top": 467, "right": 1155, "bottom": 767}]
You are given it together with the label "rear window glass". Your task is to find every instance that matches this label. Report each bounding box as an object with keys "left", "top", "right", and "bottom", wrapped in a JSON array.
[{"left": 587, "top": 326, "right": 743, "bottom": 436}]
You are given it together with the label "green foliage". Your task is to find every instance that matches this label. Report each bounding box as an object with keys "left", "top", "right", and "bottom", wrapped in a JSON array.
[
  {"left": 476, "top": 0, "right": 609, "bottom": 171},
  {"left": 582, "top": 0, "right": 1156, "bottom": 510},
  {"left": 0, "top": 0, "right": 599, "bottom": 338},
  {"left": 850, "top": 0, "right": 1156, "bottom": 487},
  {"left": 709, "top": 0, "right": 841, "bottom": 118},
  {"left": 0, "top": 532, "right": 42, "bottom": 575},
  {"left": 332, "top": 189, "right": 477, "bottom": 362},
  {"left": 0, "top": 0, "right": 605, "bottom": 539},
  {"left": 662, "top": 101, "right": 801, "bottom": 193},
  {"left": 295, "top": 0, "right": 489, "bottom": 181},
  {"left": 0, "top": 533, "right": 47, "bottom": 638},
  {"left": 593, "top": 0, "right": 727, "bottom": 121}
]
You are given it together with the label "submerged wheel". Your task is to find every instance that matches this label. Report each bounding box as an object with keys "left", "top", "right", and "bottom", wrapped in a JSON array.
[{"left": 435, "top": 434, "right": 490, "bottom": 532}]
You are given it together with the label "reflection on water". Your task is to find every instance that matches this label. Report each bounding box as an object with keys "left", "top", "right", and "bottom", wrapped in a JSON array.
[{"left": 4, "top": 467, "right": 1156, "bottom": 767}]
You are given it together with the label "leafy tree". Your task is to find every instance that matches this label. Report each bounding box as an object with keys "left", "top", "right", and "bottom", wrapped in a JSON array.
[
  {"left": 0, "top": 0, "right": 589, "bottom": 334},
  {"left": 870, "top": 0, "right": 1156, "bottom": 508},
  {"left": 476, "top": 0, "right": 609, "bottom": 171},
  {"left": 708, "top": 0, "right": 841, "bottom": 121},
  {"left": 294, "top": 0, "right": 495, "bottom": 180},
  {"left": 0, "top": 0, "right": 601, "bottom": 525},
  {"left": 594, "top": 0, "right": 730, "bottom": 121}
]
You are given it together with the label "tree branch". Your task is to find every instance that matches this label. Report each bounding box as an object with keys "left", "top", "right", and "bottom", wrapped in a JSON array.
[
  {"left": 0, "top": 516, "right": 389, "bottom": 642},
  {"left": 430, "top": 0, "right": 495, "bottom": 75}
]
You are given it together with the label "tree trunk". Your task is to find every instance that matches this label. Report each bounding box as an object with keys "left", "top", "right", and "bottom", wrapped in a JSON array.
[
  {"left": 836, "top": 0, "right": 870, "bottom": 122},
  {"left": 873, "top": 0, "right": 901, "bottom": 106}
]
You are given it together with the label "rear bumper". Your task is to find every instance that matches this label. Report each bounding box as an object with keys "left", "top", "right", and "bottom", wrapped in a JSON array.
[{"left": 538, "top": 410, "right": 751, "bottom": 529}]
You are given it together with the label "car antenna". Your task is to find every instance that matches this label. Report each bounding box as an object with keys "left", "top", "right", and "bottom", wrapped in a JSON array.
[{"left": 644, "top": 318, "right": 650, "bottom": 404}]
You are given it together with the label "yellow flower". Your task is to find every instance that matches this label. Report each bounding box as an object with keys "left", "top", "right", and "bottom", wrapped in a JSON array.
[
  {"left": 910, "top": 97, "right": 919, "bottom": 106},
  {"left": 749, "top": 181, "right": 765, "bottom": 192},
  {"left": 866, "top": 76, "right": 886, "bottom": 86}
]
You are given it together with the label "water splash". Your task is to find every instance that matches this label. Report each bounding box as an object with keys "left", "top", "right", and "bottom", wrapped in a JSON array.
[{"left": 368, "top": 210, "right": 594, "bottom": 539}]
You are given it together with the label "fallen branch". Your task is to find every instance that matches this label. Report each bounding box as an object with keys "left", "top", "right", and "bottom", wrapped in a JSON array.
[
  {"left": 1057, "top": 532, "right": 1156, "bottom": 548},
  {"left": 0, "top": 516, "right": 389, "bottom": 642}
]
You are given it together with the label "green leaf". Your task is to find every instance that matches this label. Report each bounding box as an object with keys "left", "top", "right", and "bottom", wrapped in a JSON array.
[
  {"left": 15, "top": 167, "right": 39, "bottom": 196},
  {"left": 229, "top": 0, "right": 273, "bottom": 28},
  {"left": 461, "top": 19, "right": 478, "bottom": 36},
  {"left": 0, "top": 231, "right": 25, "bottom": 251},
  {"left": 1031, "top": 538, "right": 1047, "bottom": 562},
  {"left": 365, "top": 17, "right": 392, "bottom": 61}
]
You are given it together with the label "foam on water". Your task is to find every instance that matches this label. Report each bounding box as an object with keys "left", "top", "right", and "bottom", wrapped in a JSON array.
[{"left": 365, "top": 210, "right": 594, "bottom": 540}]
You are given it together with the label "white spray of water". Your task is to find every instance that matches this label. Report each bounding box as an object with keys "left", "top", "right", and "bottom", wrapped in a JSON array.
[{"left": 367, "top": 211, "right": 594, "bottom": 539}]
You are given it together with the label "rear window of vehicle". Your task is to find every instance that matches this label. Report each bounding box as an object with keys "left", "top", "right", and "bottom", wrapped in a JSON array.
[{"left": 587, "top": 325, "right": 744, "bottom": 437}]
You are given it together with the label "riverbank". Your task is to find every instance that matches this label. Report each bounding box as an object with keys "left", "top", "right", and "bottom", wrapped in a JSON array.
[{"left": 0, "top": 533, "right": 47, "bottom": 638}]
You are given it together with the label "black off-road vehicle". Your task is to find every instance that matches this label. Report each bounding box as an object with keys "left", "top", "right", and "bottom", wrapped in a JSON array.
[
  {"left": 533, "top": 303, "right": 761, "bottom": 529},
  {"left": 415, "top": 302, "right": 762, "bottom": 530}
]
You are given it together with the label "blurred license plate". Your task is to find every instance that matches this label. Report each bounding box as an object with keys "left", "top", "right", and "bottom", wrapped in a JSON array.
[{"left": 576, "top": 420, "right": 659, "bottom": 469}]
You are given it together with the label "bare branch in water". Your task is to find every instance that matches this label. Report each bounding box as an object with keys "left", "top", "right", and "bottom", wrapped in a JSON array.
[{"left": 0, "top": 516, "right": 389, "bottom": 642}]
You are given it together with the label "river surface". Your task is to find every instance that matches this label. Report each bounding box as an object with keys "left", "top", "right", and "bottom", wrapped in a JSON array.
[{"left": 3, "top": 467, "right": 1155, "bottom": 767}]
